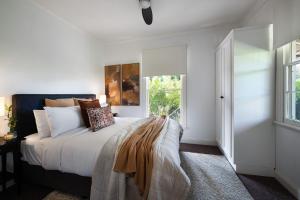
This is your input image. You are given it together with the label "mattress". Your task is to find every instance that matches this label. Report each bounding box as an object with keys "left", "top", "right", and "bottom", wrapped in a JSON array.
[{"left": 21, "top": 117, "right": 140, "bottom": 177}]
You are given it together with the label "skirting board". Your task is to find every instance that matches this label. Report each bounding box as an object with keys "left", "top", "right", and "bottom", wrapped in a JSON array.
[
  {"left": 275, "top": 171, "right": 300, "bottom": 199},
  {"left": 181, "top": 139, "right": 217, "bottom": 146},
  {"left": 235, "top": 162, "right": 274, "bottom": 177},
  {"left": 217, "top": 144, "right": 236, "bottom": 171}
]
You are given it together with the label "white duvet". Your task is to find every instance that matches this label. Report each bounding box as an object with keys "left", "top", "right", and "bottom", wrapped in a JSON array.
[
  {"left": 22, "top": 117, "right": 140, "bottom": 177},
  {"left": 90, "top": 117, "right": 191, "bottom": 200}
]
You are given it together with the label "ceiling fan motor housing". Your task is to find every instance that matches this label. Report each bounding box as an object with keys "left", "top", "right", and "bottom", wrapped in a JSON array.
[
  {"left": 139, "top": 0, "right": 152, "bottom": 25},
  {"left": 140, "top": 0, "right": 151, "bottom": 9}
]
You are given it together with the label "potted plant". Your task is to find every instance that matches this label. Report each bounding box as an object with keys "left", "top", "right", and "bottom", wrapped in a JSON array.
[{"left": 4, "top": 105, "right": 17, "bottom": 140}]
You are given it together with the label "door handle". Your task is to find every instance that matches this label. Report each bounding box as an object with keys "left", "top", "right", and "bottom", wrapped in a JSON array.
[{"left": 220, "top": 96, "right": 224, "bottom": 99}]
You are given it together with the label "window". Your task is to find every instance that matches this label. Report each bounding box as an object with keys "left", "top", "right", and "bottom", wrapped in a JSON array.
[
  {"left": 294, "top": 39, "right": 300, "bottom": 60},
  {"left": 146, "top": 75, "right": 186, "bottom": 126},
  {"left": 284, "top": 39, "right": 300, "bottom": 125}
]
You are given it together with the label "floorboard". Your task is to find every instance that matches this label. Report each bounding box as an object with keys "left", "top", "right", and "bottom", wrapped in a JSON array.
[
  {"left": 238, "top": 174, "right": 296, "bottom": 200},
  {"left": 180, "top": 143, "right": 222, "bottom": 155}
]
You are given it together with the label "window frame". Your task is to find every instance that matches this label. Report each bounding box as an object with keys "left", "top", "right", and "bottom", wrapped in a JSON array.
[
  {"left": 145, "top": 74, "right": 187, "bottom": 128},
  {"left": 283, "top": 40, "right": 300, "bottom": 126}
]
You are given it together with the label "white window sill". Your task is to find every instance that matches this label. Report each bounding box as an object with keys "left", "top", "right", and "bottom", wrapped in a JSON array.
[{"left": 273, "top": 121, "right": 300, "bottom": 132}]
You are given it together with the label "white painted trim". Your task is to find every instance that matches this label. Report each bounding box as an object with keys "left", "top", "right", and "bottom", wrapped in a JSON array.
[
  {"left": 144, "top": 77, "right": 150, "bottom": 117},
  {"left": 105, "top": 23, "right": 236, "bottom": 46},
  {"left": 180, "top": 74, "right": 187, "bottom": 128},
  {"left": 284, "top": 118, "right": 300, "bottom": 128},
  {"left": 283, "top": 60, "right": 300, "bottom": 67},
  {"left": 230, "top": 34, "right": 235, "bottom": 163},
  {"left": 28, "top": 0, "right": 86, "bottom": 34},
  {"left": 275, "top": 171, "right": 300, "bottom": 199},
  {"left": 218, "top": 144, "right": 236, "bottom": 171},
  {"left": 238, "top": 0, "right": 271, "bottom": 27},
  {"left": 235, "top": 162, "right": 275, "bottom": 177},
  {"left": 216, "top": 30, "right": 233, "bottom": 49},
  {"left": 276, "top": 47, "right": 285, "bottom": 122},
  {"left": 234, "top": 24, "right": 273, "bottom": 33},
  {"left": 274, "top": 120, "right": 300, "bottom": 133}
]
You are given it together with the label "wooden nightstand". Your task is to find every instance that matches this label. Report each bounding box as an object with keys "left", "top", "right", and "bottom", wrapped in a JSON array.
[{"left": 0, "top": 137, "right": 21, "bottom": 193}]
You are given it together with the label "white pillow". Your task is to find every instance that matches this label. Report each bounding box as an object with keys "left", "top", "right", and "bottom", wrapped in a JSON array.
[
  {"left": 44, "top": 106, "right": 84, "bottom": 137},
  {"left": 33, "top": 110, "right": 51, "bottom": 139}
]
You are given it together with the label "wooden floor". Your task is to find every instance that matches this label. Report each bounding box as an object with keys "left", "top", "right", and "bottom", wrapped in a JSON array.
[
  {"left": 0, "top": 143, "right": 296, "bottom": 200},
  {"left": 238, "top": 174, "right": 296, "bottom": 200},
  {"left": 180, "top": 143, "right": 222, "bottom": 155}
]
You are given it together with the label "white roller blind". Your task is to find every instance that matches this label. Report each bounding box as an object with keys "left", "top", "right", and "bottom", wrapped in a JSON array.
[
  {"left": 142, "top": 45, "right": 187, "bottom": 77},
  {"left": 274, "top": 0, "right": 300, "bottom": 48}
]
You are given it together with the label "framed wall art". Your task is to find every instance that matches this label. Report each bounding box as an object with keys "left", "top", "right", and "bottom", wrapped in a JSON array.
[{"left": 105, "top": 63, "right": 140, "bottom": 106}]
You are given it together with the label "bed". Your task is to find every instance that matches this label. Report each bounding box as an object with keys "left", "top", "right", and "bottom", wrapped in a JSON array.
[
  {"left": 13, "top": 94, "right": 96, "bottom": 197},
  {"left": 13, "top": 94, "right": 190, "bottom": 199},
  {"left": 21, "top": 118, "right": 140, "bottom": 176}
]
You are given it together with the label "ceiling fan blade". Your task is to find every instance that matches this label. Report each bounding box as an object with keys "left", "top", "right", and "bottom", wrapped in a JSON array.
[{"left": 142, "top": 7, "right": 153, "bottom": 25}]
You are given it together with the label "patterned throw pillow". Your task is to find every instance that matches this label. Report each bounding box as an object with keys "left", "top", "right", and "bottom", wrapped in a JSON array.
[{"left": 87, "top": 107, "right": 115, "bottom": 132}]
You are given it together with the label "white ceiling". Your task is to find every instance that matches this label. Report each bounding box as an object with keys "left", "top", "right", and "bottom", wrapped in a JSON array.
[{"left": 32, "top": 0, "right": 259, "bottom": 42}]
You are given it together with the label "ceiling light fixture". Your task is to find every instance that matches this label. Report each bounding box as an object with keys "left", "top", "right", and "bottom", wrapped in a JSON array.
[{"left": 139, "top": 0, "right": 153, "bottom": 25}]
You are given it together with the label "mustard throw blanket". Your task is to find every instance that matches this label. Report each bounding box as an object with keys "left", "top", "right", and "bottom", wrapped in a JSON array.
[
  {"left": 90, "top": 117, "right": 190, "bottom": 200},
  {"left": 113, "top": 116, "right": 167, "bottom": 199}
]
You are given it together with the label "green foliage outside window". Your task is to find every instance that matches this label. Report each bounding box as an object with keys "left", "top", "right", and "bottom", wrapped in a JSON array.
[
  {"left": 149, "top": 75, "right": 181, "bottom": 120},
  {"left": 297, "top": 80, "right": 300, "bottom": 102}
]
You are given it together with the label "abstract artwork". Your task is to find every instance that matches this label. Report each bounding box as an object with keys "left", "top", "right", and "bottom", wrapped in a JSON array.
[
  {"left": 105, "top": 63, "right": 140, "bottom": 106},
  {"left": 121, "top": 63, "right": 140, "bottom": 105},
  {"left": 105, "top": 65, "right": 121, "bottom": 105}
]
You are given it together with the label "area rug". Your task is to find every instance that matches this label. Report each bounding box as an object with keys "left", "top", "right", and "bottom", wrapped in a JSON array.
[
  {"left": 180, "top": 152, "right": 253, "bottom": 200},
  {"left": 42, "top": 191, "right": 86, "bottom": 200},
  {"left": 43, "top": 152, "right": 253, "bottom": 200}
]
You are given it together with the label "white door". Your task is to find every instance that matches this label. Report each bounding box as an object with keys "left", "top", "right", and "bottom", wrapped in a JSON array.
[
  {"left": 216, "top": 48, "right": 224, "bottom": 148},
  {"left": 216, "top": 35, "right": 233, "bottom": 161},
  {"left": 223, "top": 37, "right": 233, "bottom": 158}
]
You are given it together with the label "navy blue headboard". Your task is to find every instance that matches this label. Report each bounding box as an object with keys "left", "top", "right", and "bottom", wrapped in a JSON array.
[{"left": 12, "top": 94, "right": 96, "bottom": 140}]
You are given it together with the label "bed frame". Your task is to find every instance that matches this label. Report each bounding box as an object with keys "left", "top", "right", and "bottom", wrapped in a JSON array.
[{"left": 12, "top": 94, "right": 96, "bottom": 197}]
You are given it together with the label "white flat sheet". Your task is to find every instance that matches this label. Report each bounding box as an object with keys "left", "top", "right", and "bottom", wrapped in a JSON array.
[
  {"left": 21, "top": 133, "right": 42, "bottom": 166},
  {"left": 21, "top": 117, "right": 140, "bottom": 177}
]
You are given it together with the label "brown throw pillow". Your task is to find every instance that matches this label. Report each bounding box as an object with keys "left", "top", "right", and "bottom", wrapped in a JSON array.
[
  {"left": 73, "top": 98, "right": 93, "bottom": 106},
  {"left": 45, "top": 98, "right": 75, "bottom": 107},
  {"left": 87, "top": 107, "right": 115, "bottom": 132},
  {"left": 78, "top": 99, "right": 101, "bottom": 127}
]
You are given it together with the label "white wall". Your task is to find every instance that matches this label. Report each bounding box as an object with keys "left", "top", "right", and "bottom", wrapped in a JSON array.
[
  {"left": 102, "top": 25, "right": 233, "bottom": 144},
  {"left": 274, "top": 125, "right": 300, "bottom": 198},
  {"left": 240, "top": 0, "right": 300, "bottom": 198},
  {"left": 0, "top": 0, "right": 103, "bottom": 134}
]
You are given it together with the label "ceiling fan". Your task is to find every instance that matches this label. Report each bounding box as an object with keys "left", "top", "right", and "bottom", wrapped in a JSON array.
[{"left": 139, "top": 0, "right": 153, "bottom": 25}]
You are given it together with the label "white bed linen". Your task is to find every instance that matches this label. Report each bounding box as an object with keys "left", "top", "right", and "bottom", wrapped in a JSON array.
[
  {"left": 21, "top": 117, "right": 140, "bottom": 177},
  {"left": 21, "top": 133, "right": 43, "bottom": 165},
  {"left": 90, "top": 118, "right": 191, "bottom": 200}
]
